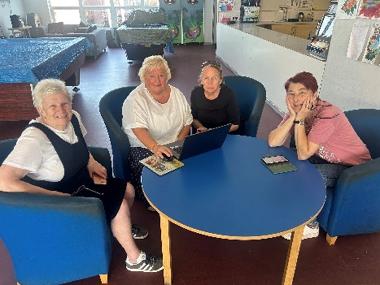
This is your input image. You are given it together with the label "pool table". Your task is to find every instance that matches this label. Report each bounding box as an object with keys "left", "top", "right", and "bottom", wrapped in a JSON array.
[{"left": 0, "top": 37, "right": 88, "bottom": 121}]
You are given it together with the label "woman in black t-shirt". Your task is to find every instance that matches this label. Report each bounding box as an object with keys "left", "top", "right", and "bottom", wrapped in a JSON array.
[{"left": 190, "top": 61, "right": 240, "bottom": 133}]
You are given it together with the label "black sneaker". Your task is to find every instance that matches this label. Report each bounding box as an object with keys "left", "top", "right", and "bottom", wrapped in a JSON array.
[
  {"left": 132, "top": 224, "right": 148, "bottom": 240},
  {"left": 126, "top": 252, "right": 163, "bottom": 272}
]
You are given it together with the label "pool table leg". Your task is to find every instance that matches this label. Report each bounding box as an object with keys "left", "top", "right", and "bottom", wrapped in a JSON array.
[
  {"left": 282, "top": 225, "right": 304, "bottom": 285},
  {"left": 160, "top": 214, "right": 172, "bottom": 285}
]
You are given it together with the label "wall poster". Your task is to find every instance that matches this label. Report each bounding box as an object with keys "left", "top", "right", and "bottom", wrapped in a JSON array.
[
  {"left": 358, "top": 0, "right": 380, "bottom": 19},
  {"left": 336, "top": 0, "right": 361, "bottom": 19},
  {"left": 347, "top": 20, "right": 380, "bottom": 65},
  {"left": 362, "top": 23, "right": 380, "bottom": 63}
]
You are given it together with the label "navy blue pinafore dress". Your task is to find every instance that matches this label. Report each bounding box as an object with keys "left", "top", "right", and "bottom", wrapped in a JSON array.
[{"left": 23, "top": 114, "right": 125, "bottom": 222}]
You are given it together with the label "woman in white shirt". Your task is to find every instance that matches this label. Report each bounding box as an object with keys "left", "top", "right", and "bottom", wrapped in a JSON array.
[
  {"left": 0, "top": 79, "right": 163, "bottom": 272},
  {"left": 122, "top": 55, "right": 193, "bottom": 204}
]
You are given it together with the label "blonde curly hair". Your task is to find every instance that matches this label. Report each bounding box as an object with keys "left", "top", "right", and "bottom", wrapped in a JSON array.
[{"left": 138, "top": 55, "right": 171, "bottom": 83}]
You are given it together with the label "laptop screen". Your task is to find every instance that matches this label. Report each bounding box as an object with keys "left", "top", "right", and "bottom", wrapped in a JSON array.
[{"left": 168, "top": 124, "right": 230, "bottom": 160}]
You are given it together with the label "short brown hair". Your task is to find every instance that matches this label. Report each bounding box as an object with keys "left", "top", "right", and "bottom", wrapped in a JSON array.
[{"left": 284, "top": 71, "right": 318, "bottom": 93}]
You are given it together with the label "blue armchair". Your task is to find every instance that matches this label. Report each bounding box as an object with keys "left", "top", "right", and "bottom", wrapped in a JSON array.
[
  {"left": 0, "top": 139, "right": 112, "bottom": 285},
  {"left": 317, "top": 109, "right": 380, "bottom": 245},
  {"left": 99, "top": 86, "right": 136, "bottom": 180},
  {"left": 224, "top": 75, "right": 266, "bottom": 137}
]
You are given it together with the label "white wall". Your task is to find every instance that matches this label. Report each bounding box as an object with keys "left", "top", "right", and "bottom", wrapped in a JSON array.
[
  {"left": 217, "top": 19, "right": 380, "bottom": 114},
  {"left": 0, "top": 0, "right": 25, "bottom": 37},
  {"left": 216, "top": 24, "right": 325, "bottom": 113}
]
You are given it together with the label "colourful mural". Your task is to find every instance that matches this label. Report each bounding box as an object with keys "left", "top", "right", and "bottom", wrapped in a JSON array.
[
  {"left": 160, "top": 0, "right": 182, "bottom": 44},
  {"left": 160, "top": 0, "right": 204, "bottom": 44}
]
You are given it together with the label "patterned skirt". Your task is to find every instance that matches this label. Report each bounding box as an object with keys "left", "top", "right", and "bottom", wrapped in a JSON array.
[{"left": 128, "top": 147, "right": 153, "bottom": 202}]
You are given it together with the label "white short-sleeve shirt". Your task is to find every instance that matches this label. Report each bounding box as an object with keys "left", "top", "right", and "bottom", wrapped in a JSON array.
[
  {"left": 122, "top": 84, "right": 193, "bottom": 148},
  {"left": 3, "top": 110, "right": 87, "bottom": 182}
]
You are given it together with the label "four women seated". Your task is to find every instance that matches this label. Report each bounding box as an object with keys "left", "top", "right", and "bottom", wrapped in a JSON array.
[{"left": 0, "top": 57, "right": 373, "bottom": 274}]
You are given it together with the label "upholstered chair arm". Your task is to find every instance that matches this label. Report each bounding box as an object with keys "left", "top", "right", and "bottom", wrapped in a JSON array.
[
  {"left": 0, "top": 144, "right": 113, "bottom": 284},
  {"left": 0, "top": 192, "right": 112, "bottom": 285},
  {"left": 327, "top": 157, "right": 380, "bottom": 236}
]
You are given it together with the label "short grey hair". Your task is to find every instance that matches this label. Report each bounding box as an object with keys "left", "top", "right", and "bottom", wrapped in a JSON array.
[
  {"left": 32, "top": 78, "right": 72, "bottom": 109},
  {"left": 138, "top": 55, "right": 171, "bottom": 83}
]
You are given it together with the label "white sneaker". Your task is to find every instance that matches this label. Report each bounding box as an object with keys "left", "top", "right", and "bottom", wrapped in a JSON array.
[
  {"left": 282, "top": 222, "right": 319, "bottom": 240},
  {"left": 126, "top": 251, "right": 163, "bottom": 272}
]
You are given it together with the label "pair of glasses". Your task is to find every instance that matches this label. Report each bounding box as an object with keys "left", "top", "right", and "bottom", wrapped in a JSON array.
[
  {"left": 201, "top": 60, "right": 221, "bottom": 70},
  {"left": 72, "top": 185, "right": 104, "bottom": 196}
]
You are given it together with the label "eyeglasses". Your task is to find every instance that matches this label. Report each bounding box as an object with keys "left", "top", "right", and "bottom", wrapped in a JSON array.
[
  {"left": 72, "top": 185, "right": 104, "bottom": 196},
  {"left": 201, "top": 60, "right": 221, "bottom": 70}
]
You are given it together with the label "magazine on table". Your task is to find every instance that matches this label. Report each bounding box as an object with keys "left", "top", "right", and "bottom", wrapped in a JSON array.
[{"left": 140, "top": 155, "right": 184, "bottom": 176}]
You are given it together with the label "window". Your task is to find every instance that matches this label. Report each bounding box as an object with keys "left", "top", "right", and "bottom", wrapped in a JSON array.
[
  {"left": 82, "top": 0, "right": 111, "bottom": 5},
  {"left": 144, "top": 0, "right": 159, "bottom": 7},
  {"left": 49, "top": 0, "right": 159, "bottom": 27},
  {"left": 114, "top": 0, "right": 158, "bottom": 7},
  {"left": 84, "top": 9, "right": 111, "bottom": 27},
  {"left": 50, "top": 0, "right": 79, "bottom": 6},
  {"left": 115, "top": 8, "right": 128, "bottom": 25},
  {"left": 53, "top": 9, "right": 81, "bottom": 24}
]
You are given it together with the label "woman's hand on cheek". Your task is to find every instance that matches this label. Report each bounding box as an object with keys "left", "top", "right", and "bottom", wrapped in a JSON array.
[
  {"left": 298, "top": 97, "right": 313, "bottom": 120},
  {"left": 286, "top": 96, "right": 296, "bottom": 118}
]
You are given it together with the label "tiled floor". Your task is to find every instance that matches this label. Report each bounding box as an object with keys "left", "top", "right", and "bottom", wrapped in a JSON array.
[{"left": 1, "top": 46, "right": 380, "bottom": 285}]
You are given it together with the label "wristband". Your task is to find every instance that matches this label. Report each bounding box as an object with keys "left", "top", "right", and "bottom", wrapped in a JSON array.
[{"left": 294, "top": 119, "right": 305, "bottom": 126}]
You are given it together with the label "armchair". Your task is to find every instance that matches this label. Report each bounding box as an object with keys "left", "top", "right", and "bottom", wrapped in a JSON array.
[
  {"left": 0, "top": 139, "right": 112, "bottom": 285},
  {"left": 224, "top": 76, "right": 266, "bottom": 137},
  {"left": 99, "top": 87, "right": 136, "bottom": 180},
  {"left": 317, "top": 109, "right": 380, "bottom": 245},
  {"left": 45, "top": 22, "right": 107, "bottom": 59}
]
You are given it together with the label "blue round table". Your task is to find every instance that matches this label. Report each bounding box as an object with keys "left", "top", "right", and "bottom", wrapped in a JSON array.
[{"left": 142, "top": 135, "right": 325, "bottom": 285}]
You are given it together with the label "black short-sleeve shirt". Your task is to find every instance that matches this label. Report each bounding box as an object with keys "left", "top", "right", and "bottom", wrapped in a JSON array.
[{"left": 190, "top": 84, "right": 240, "bottom": 129}]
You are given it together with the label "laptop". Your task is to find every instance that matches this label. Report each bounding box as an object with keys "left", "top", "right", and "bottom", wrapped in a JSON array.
[{"left": 166, "top": 124, "right": 230, "bottom": 160}]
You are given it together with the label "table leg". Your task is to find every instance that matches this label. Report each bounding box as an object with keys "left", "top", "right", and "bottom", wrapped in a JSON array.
[
  {"left": 282, "top": 225, "right": 304, "bottom": 285},
  {"left": 160, "top": 214, "right": 172, "bottom": 285}
]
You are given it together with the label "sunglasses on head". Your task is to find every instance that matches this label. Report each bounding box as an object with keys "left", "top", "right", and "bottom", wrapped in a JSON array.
[{"left": 201, "top": 60, "right": 221, "bottom": 70}]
